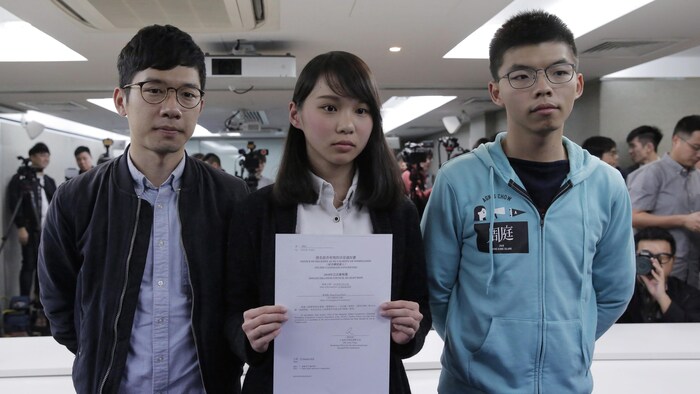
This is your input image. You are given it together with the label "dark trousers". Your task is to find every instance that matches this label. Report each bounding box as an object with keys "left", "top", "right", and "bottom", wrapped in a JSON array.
[{"left": 19, "top": 230, "right": 40, "bottom": 297}]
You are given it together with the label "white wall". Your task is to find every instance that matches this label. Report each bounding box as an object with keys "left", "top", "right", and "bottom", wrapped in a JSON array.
[
  {"left": 477, "top": 78, "right": 700, "bottom": 169},
  {"left": 599, "top": 79, "right": 700, "bottom": 167},
  {"left": 0, "top": 120, "right": 105, "bottom": 301}
]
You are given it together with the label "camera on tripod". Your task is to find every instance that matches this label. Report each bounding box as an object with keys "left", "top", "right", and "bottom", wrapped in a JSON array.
[
  {"left": 438, "top": 136, "right": 468, "bottom": 162},
  {"left": 236, "top": 141, "right": 268, "bottom": 191},
  {"left": 239, "top": 142, "right": 268, "bottom": 174},
  {"left": 97, "top": 138, "right": 114, "bottom": 165},
  {"left": 401, "top": 141, "right": 434, "bottom": 166},
  {"left": 16, "top": 156, "right": 37, "bottom": 183}
]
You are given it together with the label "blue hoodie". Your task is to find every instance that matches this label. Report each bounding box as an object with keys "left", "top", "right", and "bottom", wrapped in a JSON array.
[{"left": 421, "top": 133, "right": 635, "bottom": 393}]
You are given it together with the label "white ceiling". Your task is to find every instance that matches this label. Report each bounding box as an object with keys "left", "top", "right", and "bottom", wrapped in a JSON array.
[{"left": 1, "top": 0, "right": 699, "bottom": 141}]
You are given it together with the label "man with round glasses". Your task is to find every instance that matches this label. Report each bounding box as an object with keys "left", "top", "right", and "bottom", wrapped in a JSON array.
[
  {"left": 422, "top": 10, "right": 634, "bottom": 393},
  {"left": 628, "top": 115, "right": 700, "bottom": 289},
  {"left": 618, "top": 227, "right": 700, "bottom": 323},
  {"left": 498, "top": 62, "right": 576, "bottom": 89},
  {"left": 121, "top": 80, "right": 204, "bottom": 109},
  {"left": 39, "top": 25, "right": 248, "bottom": 393}
]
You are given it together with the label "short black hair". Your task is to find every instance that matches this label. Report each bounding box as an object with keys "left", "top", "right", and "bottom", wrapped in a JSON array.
[
  {"left": 191, "top": 152, "right": 205, "bottom": 160},
  {"left": 274, "top": 51, "right": 404, "bottom": 209},
  {"left": 672, "top": 115, "right": 700, "bottom": 137},
  {"left": 626, "top": 125, "right": 663, "bottom": 152},
  {"left": 202, "top": 153, "right": 221, "bottom": 165},
  {"left": 117, "top": 24, "right": 206, "bottom": 91},
  {"left": 29, "top": 142, "right": 50, "bottom": 156},
  {"left": 489, "top": 10, "right": 577, "bottom": 80},
  {"left": 634, "top": 227, "right": 676, "bottom": 256},
  {"left": 582, "top": 136, "right": 616, "bottom": 159},
  {"left": 74, "top": 146, "right": 91, "bottom": 157}
]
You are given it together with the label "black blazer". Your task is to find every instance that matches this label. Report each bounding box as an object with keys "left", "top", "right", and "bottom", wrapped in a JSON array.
[{"left": 226, "top": 185, "right": 431, "bottom": 394}]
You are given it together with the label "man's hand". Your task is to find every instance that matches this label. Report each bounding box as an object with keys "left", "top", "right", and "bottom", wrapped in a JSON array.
[
  {"left": 242, "top": 305, "right": 288, "bottom": 353},
  {"left": 683, "top": 212, "right": 700, "bottom": 233},
  {"left": 639, "top": 259, "right": 672, "bottom": 313},
  {"left": 380, "top": 300, "right": 423, "bottom": 345},
  {"left": 17, "top": 227, "right": 29, "bottom": 246}
]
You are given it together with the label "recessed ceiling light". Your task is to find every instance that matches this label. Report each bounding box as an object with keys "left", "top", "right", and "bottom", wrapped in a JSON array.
[
  {"left": 444, "top": 0, "right": 655, "bottom": 59},
  {"left": 381, "top": 96, "right": 456, "bottom": 133},
  {"left": 0, "top": 7, "right": 86, "bottom": 62},
  {"left": 389, "top": 47, "right": 402, "bottom": 53}
]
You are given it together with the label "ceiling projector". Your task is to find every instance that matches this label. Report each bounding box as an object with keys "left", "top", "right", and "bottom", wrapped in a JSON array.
[{"left": 205, "top": 55, "right": 296, "bottom": 78}]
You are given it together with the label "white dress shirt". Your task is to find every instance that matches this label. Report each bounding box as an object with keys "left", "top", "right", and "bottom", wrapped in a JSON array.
[{"left": 296, "top": 171, "right": 373, "bottom": 235}]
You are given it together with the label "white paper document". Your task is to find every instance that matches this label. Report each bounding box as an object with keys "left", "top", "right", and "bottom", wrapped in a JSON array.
[{"left": 273, "top": 234, "right": 392, "bottom": 394}]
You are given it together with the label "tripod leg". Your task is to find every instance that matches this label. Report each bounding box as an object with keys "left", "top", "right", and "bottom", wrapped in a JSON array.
[
  {"left": 19, "top": 234, "right": 39, "bottom": 297},
  {"left": 0, "top": 193, "right": 25, "bottom": 254}
]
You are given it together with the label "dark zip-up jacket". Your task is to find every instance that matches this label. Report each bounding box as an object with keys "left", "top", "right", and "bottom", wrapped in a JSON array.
[
  {"left": 618, "top": 276, "right": 700, "bottom": 323},
  {"left": 226, "top": 186, "right": 431, "bottom": 394},
  {"left": 39, "top": 151, "right": 248, "bottom": 393}
]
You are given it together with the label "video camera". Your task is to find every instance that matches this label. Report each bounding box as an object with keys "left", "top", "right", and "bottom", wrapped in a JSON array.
[
  {"left": 438, "top": 136, "right": 468, "bottom": 163},
  {"left": 0, "top": 156, "right": 41, "bottom": 256},
  {"left": 16, "top": 156, "right": 37, "bottom": 183},
  {"left": 401, "top": 141, "right": 434, "bottom": 165},
  {"left": 236, "top": 141, "right": 268, "bottom": 191},
  {"left": 97, "top": 138, "right": 114, "bottom": 165},
  {"left": 238, "top": 141, "right": 268, "bottom": 174},
  {"left": 635, "top": 250, "right": 657, "bottom": 276}
]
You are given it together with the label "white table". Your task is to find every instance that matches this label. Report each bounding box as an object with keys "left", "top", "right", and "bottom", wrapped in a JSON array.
[{"left": 2, "top": 324, "right": 700, "bottom": 393}]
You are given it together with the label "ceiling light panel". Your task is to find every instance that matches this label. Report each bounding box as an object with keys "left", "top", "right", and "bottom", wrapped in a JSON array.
[{"left": 444, "top": 0, "right": 655, "bottom": 59}]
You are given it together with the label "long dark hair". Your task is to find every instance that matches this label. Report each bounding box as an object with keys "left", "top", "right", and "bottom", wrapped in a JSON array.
[{"left": 273, "top": 51, "right": 403, "bottom": 209}]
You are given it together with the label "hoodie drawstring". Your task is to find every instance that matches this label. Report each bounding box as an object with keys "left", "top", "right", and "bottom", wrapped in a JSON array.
[
  {"left": 486, "top": 167, "right": 496, "bottom": 294},
  {"left": 580, "top": 181, "right": 591, "bottom": 372}
]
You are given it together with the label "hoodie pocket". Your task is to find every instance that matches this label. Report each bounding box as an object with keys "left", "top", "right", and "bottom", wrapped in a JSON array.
[
  {"left": 540, "top": 320, "right": 592, "bottom": 392},
  {"left": 467, "top": 317, "right": 538, "bottom": 391}
]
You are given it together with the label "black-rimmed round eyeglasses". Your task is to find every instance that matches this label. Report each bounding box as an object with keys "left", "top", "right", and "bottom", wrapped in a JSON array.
[
  {"left": 498, "top": 63, "right": 576, "bottom": 89},
  {"left": 122, "top": 81, "right": 204, "bottom": 109},
  {"left": 637, "top": 250, "right": 674, "bottom": 265}
]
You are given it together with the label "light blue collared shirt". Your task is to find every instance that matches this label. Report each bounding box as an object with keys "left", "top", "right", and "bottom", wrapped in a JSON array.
[{"left": 120, "top": 154, "right": 204, "bottom": 394}]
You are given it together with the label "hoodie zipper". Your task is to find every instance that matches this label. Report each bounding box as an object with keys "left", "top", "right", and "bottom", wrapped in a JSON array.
[
  {"left": 508, "top": 180, "right": 572, "bottom": 223},
  {"left": 99, "top": 197, "right": 143, "bottom": 393},
  {"left": 507, "top": 179, "right": 573, "bottom": 393},
  {"left": 176, "top": 188, "right": 207, "bottom": 393}
]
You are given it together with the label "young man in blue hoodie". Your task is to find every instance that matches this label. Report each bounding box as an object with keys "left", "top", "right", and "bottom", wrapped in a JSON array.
[{"left": 421, "top": 10, "right": 635, "bottom": 393}]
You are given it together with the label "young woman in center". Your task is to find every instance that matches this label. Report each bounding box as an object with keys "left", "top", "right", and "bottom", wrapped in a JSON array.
[{"left": 227, "top": 51, "right": 431, "bottom": 393}]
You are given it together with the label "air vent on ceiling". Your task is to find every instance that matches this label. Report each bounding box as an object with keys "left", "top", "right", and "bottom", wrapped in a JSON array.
[
  {"left": 18, "top": 101, "right": 88, "bottom": 111},
  {"left": 582, "top": 39, "right": 681, "bottom": 57},
  {"left": 223, "top": 109, "right": 269, "bottom": 132},
  {"left": 239, "top": 109, "right": 269, "bottom": 125},
  {"left": 51, "top": 0, "right": 279, "bottom": 32}
]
